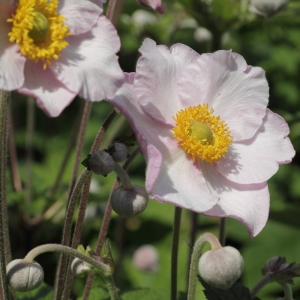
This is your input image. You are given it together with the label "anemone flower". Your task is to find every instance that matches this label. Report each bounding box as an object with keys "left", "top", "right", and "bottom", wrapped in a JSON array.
[
  {"left": 0, "top": 0, "right": 124, "bottom": 116},
  {"left": 109, "top": 38, "right": 295, "bottom": 237}
]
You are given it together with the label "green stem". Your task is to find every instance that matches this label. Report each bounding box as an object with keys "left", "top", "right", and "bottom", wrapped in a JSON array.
[
  {"left": 187, "top": 233, "right": 221, "bottom": 300},
  {"left": 24, "top": 244, "right": 110, "bottom": 276},
  {"left": 171, "top": 207, "right": 182, "bottom": 300},
  {"left": 250, "top": 274, "right": 271, "bottom": 299},
  {"left": 281, "top": 283, "right": 293, "bottom": 300},
  {"left": 113, "top": 164, "right": 132, "bottom": 189},
  {"left": 0, "top": 90, "right": 11, "bottom": 300},
  {"left": 104, "top": 276, "right": 120, "bottom": 300},
  {"left": 219, "top": 218, "right": 226, "bottom": 247}
]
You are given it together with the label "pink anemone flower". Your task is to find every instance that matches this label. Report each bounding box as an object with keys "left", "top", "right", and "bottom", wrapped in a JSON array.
[
  {"left": 109, "top": 38, "right": 295, "bottom": 237},
  {"left": 0, "top": 0, "right": 124, "bottom": 117}
]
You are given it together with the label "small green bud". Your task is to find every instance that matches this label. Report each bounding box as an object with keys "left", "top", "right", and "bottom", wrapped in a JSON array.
[
  {"left": 111, "top": 185, "right": 148, "bottom": 218},
  {"left": 6, "top": 259, "right": 44, "bottom": 292},
  {"left": 250, "top": 0, "right": 289, "bottom": 17},
  {"left": 111, "top": 143, "right": 128, "bottom": 162}
]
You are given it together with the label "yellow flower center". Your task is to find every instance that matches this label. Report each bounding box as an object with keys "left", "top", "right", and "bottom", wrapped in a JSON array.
[
  {"left": 7, "top": 0, "right": 71, "bottom": 69},
  {"left": 172, "top": 104, "right": 232, "bottom": 163}
]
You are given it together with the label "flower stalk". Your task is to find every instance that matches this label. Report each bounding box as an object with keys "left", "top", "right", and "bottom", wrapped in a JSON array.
[
  {"left": 171, "top": 207, "right": 182, "bottom": 300},
  {"left": 187, "top": 233, "right": 221, "bottom": 300},
  {"left": 0, "top": 90, "right": 11, "bottom": 300}
]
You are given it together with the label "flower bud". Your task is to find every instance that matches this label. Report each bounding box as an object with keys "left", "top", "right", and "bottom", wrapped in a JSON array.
[
  {"left": 71, "top": 258, "right": 92, "bottom": 277},
  {"left": 136, "top": 0, "right": 164, "bottom": 14},
  {"left": 111, "top": 143, "right": 128, "bottom": 162},
  {"left": 111, "top": 185, "right": 148, "bottom": 218},
  {"left": 250, "top": 0, "right": 289, "bottom": 18},
  {"left": 87, "top": 150, "right": 115, "bottom": 176},
  {"left": 133, "top": 245, "right": 159, "bottom": 272},
  {"left": 198, "top": 246, "right": 244, "bottom": 289},
  {"left": 6, "top": 259, "right": 44, "bottom": 292}
]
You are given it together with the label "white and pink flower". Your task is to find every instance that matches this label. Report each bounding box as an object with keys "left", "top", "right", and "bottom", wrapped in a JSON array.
[
  {"left": 136, "top": 0, "right": 164, "bottom": 14},
  {"left": 0, "top": 0, "right": 124, "bottom": 117},
  {"left": 109, "top": 38, "right": 295, "bottom": 237}
]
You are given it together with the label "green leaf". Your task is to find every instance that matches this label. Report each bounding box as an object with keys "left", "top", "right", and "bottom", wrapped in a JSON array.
[
  {"left": 121, "top": 288, "right": 169, "bottom": 300},
  {"left": 78, "top": 287, "right": 110, "bottom": 300},
  {"left": 199, "top": 277, "right": 260, "bottom": 300},
  {"left": 15, "top": 282, "right": 53, "bottom": 300}
]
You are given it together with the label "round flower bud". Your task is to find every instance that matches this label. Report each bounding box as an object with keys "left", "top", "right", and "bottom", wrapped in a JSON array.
[
  {"left": 133, "top": 245, "right": 159, "bottom": 272},
  {"left": 250, "top": 0, "right": 289, "bottom": 18},
  {"left": 111, "top": 185, "right": 148, "bottom": 218},
  {"left": 111, "top": 143, "right": 128, "bottom": 163},
  {"left": 198, "top": 246, "right": 244, "bottom": 289},
  {"left": 88, "top": 150, "right": 115, "bottom": 176},
  {"left": 6, "top": 259, "right": 44, "bottom": 292},
  {"left": 71, "top": 258, "right": 92, "bottom": 277}
]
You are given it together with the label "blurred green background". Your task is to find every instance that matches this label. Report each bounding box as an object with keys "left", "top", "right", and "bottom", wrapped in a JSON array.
[{"left": 7, "top": 0, "right": 300, "bottom": 299}]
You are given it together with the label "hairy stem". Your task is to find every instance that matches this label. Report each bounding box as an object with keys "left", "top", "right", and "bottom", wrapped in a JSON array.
[
  {"left": 171, "top": 207, "right": 182, "bottom": 300},
  {"left": 0, "top": 90, "right": 11, "bottom": 300},
  {"left": 187, "top": 233, "right": 221, "bottom": 300},
  {"left": 250, "top": 274, "right": 271, "bottom": 299}
]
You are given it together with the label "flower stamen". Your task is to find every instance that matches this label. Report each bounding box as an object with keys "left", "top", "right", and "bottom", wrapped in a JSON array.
[
  {"left": 172, "top": 104, "right": 232, "bottom": 163},
  {"left": 7, "top": 0, "right": 70, "bottom": 69}
]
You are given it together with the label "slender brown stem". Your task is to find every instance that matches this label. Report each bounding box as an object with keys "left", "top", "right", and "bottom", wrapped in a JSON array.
[
  {"left": 171, "top": 207, "right": 182, "bottom": 300},
  {"left": 8, "top": 113, "right": 22, "bottom": 192},
  {"left": 68, "top": 101, "right": 92, "bottom": 197},
  {"left": 25, "top": 97, "right": 35, "bottom": 206},
  {"left": 54, "top": 169, "right": 91, "bottom": 300},
  {"left": 49, "top": 103, "right": 84, "bottom": 198},
  {"left": 83, "top": 147, "right": 140, "bottom": 299},
  {"left": 90, "top": 108, "right": 119, "bottom": 154},
  {"left": 0, "top": 90, "right": 11, "bottom": 300},
  {"left": 62, "top": 173, "right": 92, "bottom": 300}
]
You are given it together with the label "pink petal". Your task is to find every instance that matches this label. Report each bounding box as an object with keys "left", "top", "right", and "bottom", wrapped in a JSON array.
[
  {"left": 216, "top": 109, "right": 295, "bottom": 184},
  {"left": 201, "top": 162, "right": 270, "bottom": 237},
  {"left": 0, "top": 1, "right": 26, "bottom": 90},
  {"left": 135, "top": 38, "right": 200, "bottom": 126},
  {"left": 178, "top": 50, "right": 269, "bottom": 141},
  {"left": 50, "top": 15, "right": 124, "bottom": 101},
  {"left": 18, "top": 60, "right": 77, "bottom": 117},
  {"left": 149, "top": 136, "right": 219, "bottom": 211},
  {"left": 59, "top": 0, "right": 102, "bottom": 35}
]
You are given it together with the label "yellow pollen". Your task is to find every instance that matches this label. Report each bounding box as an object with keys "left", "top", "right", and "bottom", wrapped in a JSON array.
[
  {"left": 7, "top": 0, "right": 71, "bottom": 68},
  {"left": 172, "top": 104, "right": 232, "bottom": 163}
]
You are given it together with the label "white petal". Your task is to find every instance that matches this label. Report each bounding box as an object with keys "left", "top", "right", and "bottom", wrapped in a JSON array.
[
  {"left": 178, "top": 50, "right": 269, "bottom": 141},
  {"left": 59, "top": 1, "right": 102, "bottom": 35},
  {"left": 201, "top": 162, "right": 270, "bottom": 237},
  {"left": 50, "top": 15, "right": 124, "bottom": 101},
  {"left": 216, "top": 109, "right": 295, "bottom": 184},
  {"left": 135, "top": 38, "right": 200, "bottom": 125},
  {"left": 149, "top": 136, "right": 219, "bottom": 211},
  {"left": 18, "top": 61, "right": 76, "bottom": 117}
]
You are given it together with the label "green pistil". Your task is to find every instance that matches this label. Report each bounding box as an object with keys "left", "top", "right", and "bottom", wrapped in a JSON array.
[
  {"left": 28, "top": 12, "right": 49, "bottom": 43},
  {"left": 189, "top": 122, "right": 213, "bottom": 145}
]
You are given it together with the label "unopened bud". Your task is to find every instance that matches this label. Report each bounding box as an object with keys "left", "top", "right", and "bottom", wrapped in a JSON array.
[
  {"left": 133, "top": 245, "right": 159, "bottom": 272},
  {"left": 111, "top": 185, "right": 148, "bottom": 218},
  {"left": 87, "top": 150, "right": 115, "bottom": 176},
  {"left": 6, "top": 259, "right": 44, "bottom": 292},
  {"left": 71, "top": 258, "right": 92, "bottom": 277},
  {"left": 198, "top": 246, "right": 244, "bottom": 289},
  {"left": 136, "top": 0, "right": 164, "bottom": 14},
  {"left": 111, "top": 143, "right": 128, "bottom": 162},
  {"left": 250, "top": 0, "right": 289, "bottom": 18}
]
